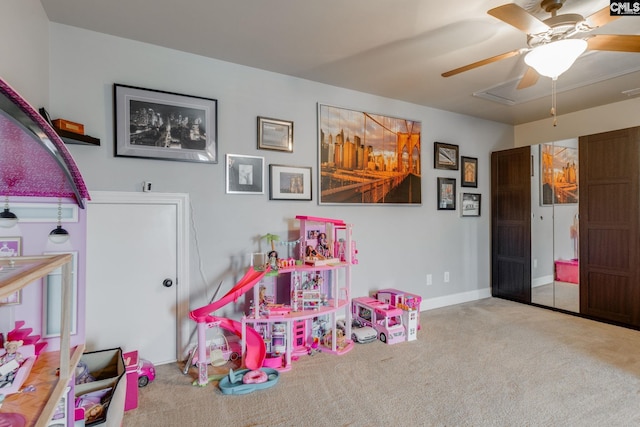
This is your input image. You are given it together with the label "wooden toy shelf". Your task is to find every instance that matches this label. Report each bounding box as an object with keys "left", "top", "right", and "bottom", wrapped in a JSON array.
[{"left": 0, "top": 254, "right": 83, "bottom": 427}]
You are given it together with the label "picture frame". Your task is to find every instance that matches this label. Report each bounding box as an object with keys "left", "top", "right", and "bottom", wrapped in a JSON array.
[
  {"left": 434, "top": 142, "right": 459, "bottom": 170},
  {"left": 461, "top": 156, "right": 478, "bottom": 188},
  {"left": 318, "top": 103, "right": 422, "bottom": 205},
  {"left": 437, "top": 177, "right": 456, "bottom": 210},
  {"left": 226, "top": 154, "right": 265, "bottom": 194},
  {"left": 461, "top": 193, "right": 481, "bottom": 217},
  {"left": 0, "top": 237, "right": 22, "bottom": 305},
  {"left": 269, "top": 165, "right": 312, "bottom": 201},
  {"left": 258, "top": 117, "right": 293, "bottom": 152},
  {"left": 114, "top": 84, "right": 217, "bottom": 163},
  {"left": 539, "top": 143, "right": 578, "bottom": 206}
]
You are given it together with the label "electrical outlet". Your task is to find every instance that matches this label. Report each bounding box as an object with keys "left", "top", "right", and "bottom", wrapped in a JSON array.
[
  {"left": 426, "top": 274, "right": 432, "bottom": 286},
  {"left": 444, "top": 271, "right": 450, "bottom": 283},
  {"left": 143, "top": 181, "right": 152, "bottom": 192},
  {"left": 533, "top": 259, "right": 538, "bottom": 268}
]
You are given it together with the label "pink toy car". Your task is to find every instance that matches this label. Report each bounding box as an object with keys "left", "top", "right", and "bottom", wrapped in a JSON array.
[{"left": 137, "top": 358, "right": 156, "bottom": 387}]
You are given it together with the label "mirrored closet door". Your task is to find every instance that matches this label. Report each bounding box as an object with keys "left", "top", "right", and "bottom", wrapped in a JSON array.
[{"left": 530, "top": 140, "right": 580, "bottom": 313}]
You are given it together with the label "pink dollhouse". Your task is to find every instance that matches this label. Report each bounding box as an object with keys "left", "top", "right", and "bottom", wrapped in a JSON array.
[
  {"left": 0, "top": 77, "right": 91, "bottom": 425},
  {"left": 190, "top": 215, "right": 357, "bottom": 385}
]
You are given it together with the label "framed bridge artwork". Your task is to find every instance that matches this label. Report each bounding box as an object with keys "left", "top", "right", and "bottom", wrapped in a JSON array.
[
  {"left": 539, "top": 143, "right": 578, "bottom": 206},
  {"left": 317, "top": 104, "right": 422, "bottom": 205}
]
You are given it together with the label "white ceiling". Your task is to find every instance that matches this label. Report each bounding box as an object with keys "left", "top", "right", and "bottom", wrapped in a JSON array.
[{"left": 39, "top": 0, "right": 640, "bottom": 125}]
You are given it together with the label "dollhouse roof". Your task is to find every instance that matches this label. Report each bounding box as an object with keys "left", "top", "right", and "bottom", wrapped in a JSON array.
[{"left": 0, "top": 78, "right": 89, "bottom": 207}]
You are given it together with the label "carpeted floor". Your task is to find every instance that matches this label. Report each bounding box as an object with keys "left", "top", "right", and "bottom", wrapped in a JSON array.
[{"left": 123, "top": 298, "right": 640, "bottom": 426}]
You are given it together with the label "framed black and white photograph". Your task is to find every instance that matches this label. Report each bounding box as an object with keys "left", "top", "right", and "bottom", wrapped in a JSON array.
[
  {"left": 269, "top": 165, "right": 312, "bottom": 201},
  {"left": 461, "top": 156, "right": 478, "bottom": 187},
  {"left": 461, "top": 193, "right": 481, "bottom": 217},
  {"left": 258, "top": 117, "right": 293, "bottom": 152},
  {"left": 226, "top": 154, "right": 265, "bottom": 194},
  {"left": 437, "top": 177, "right": 456, "bottom": 210},
  {"left": 434, "top": 142, "right": 459, "bottom": 170},
  {"left": 114, "top": 84, "right": 217, "bottom": 163}
]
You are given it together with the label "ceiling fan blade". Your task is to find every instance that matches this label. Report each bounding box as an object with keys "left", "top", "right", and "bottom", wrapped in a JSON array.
[
  {"left": 487, "top": 4, "right": 550, "bottom": 35},
  {"left": 442, "top": 49, "right": 524, "bottom": 77},
  {"left": 587, "top": 35, "right": 640, "bottom": 53},
  {"left": 586, "top": 6, "right": 620, "bottom": 28},
  {"left": 516, "top": 67, "right": 539, "bottom": 90}
]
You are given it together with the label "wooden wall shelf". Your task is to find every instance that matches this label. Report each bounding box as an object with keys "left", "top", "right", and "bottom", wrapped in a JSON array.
[{"left": 54, "top": 126, "right": 100, "bottom": 146}]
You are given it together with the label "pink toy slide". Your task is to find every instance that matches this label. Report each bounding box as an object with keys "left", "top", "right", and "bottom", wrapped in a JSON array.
[{"left": 190, "top": 267, "right": 269, "bottom": 382}]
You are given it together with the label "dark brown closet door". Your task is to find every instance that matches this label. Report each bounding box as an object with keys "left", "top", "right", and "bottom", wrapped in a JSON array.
[
  {"left": 579, "top": 126, "right": 640, "bottom": 326},
  {"left": 491, "top": 147, "right": 531, "bottom": 303}
]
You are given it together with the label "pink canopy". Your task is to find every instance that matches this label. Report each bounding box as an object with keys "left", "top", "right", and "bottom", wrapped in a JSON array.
[{"left": 0, "top": 78, "right": 89, "bottom": 207}]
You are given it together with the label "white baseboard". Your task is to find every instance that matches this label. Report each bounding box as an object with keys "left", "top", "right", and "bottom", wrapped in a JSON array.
[{"left": 420, "top": 287, "right": 492, "bottom": 312}]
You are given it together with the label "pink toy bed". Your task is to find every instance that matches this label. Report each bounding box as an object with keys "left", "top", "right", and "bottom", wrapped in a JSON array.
[{"left": 0, "top": 344, "right": 37, "bottom": 395}]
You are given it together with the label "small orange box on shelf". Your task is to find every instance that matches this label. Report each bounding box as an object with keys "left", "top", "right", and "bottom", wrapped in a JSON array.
[{"left": 53, "top": 118, "right": 84, "bottom": 135}]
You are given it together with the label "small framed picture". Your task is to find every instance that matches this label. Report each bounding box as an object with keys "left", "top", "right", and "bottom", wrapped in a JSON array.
[
  {"left": 461, "top": 193, "right": 481, "bottom": 217},
  {"left": 269, "top": 165, "right": 312, "bottom": 201},
  {"left": 434, "top": 142, "right": 459, "bottom": 170},
  {"left": 0, "top": 237, "right": 22, "bottom": 305},
  {"left": 258, "top": 117, "right": 293, "bottom": 152},
  {"left": 461, "top": 156, "right": 478, "bottom": 187},
  {"left": 226, "top": 154, "right": 265, "bottom": 194},
  {"left": 437, "top": 177, "right": 456, "bottom": 210}
]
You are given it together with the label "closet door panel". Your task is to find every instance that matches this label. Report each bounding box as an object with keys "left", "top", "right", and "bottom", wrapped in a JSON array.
[
  {"left": 491, "top": 147, "right": 531, "bottom": 303},
  {"left": 579, "top": 126, "right": 640, "bottom": 326},
  {"left": 585, "top": 272, "right": 631, "bottom": 323}
]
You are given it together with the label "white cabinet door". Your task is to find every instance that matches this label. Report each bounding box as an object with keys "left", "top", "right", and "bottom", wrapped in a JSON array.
[{"left": 86, "top": 200, "right": 178, "bottom": 365}]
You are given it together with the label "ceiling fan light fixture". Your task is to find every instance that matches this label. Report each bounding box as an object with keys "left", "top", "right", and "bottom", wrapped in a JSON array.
[{"left": 524, "top": 39, "right": 587, "bottom": 79}]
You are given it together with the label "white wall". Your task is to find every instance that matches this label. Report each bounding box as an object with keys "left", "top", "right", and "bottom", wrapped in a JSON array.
[
  {"left": 0, "top": 0, "right": 49, "bottom": 108},
  {"left": 515, "top": 97, "right": 640, "bottom": 147},
  {"left": 43, "top": 23, "right": 513, "bottom": 316}
]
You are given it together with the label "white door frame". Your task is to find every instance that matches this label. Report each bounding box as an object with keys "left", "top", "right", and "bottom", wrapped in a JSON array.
[{"left": 88, "top": 191, "right": 190, "bottom": 361}]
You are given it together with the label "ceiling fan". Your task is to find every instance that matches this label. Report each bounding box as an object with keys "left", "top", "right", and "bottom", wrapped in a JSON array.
[{"left": 442, "top": 0, "right": 640, "bottom": 89}]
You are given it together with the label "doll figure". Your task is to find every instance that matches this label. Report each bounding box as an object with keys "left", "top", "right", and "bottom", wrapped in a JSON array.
[
  {"left": 1, "top": 340, "right": 24, "bottom": 366},
  {"left": 0, "top": 340, "right": 25, "bottom": 388},
  {"left": 306, "top": 244, "right": 325, "bottom": 260},
  {"left": 268, "top": 250, "right": 278, "bottom": 271},
  {"left": 316, "top": 233, "right": 331, "bottom": 258}
]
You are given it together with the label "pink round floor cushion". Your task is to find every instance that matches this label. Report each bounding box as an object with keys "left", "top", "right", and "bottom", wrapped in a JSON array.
[{"left": 242, "top": 369, "right": 268, "bottom": 384}]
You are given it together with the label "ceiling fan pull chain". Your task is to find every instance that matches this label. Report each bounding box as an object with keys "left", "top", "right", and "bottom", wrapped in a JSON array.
[{"left": 551, "top": 78, "right": 557, "bottom": 127}]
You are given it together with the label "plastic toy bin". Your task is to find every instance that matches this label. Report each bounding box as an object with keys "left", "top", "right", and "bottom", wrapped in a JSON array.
[
  {"left": 74, "top": 348, "right": 127, "bottom": 426},
  {"left": 555, "top": 259, "right": 579, "bottom": 284}
]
